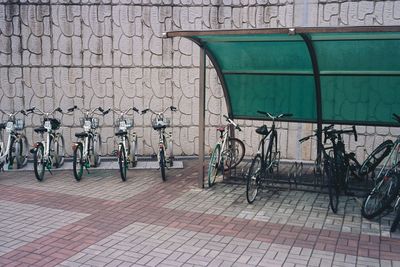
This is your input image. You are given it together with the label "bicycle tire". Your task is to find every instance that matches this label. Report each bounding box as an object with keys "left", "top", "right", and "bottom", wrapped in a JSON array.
[
  {"left": 53, "top": 134, "right": 65, "bottom": 168},
  {"left": 160, "top": 148, "right": 166, "bottom": 181},
  {"left": 361, "top": 171, "right": 400, "bottom": 219},
  {"left": 246, "top": 155, "right": 262, "bottom": 204},
  {"left": 224, "top": 137, "right": 245, "bottom": 171},
  {"left": 73, "top": 143, "right": 84, "bottom": 181},
  {"left": 325, "top": 156, "right": 339, "bottom": 213},
  {"left": 130, "top": 135, "right": 138, "bottom": 167},
  {"left": 359, "top": 140, "right": 394, "bottom": 176},
  {"left": 208, "top": 144, "right": 221, "bottom": 187},
  {"left": 391, "top": 200, "right": 400, "bottom": 232},
  {"left": 33, "top": 143, "right": 45, "bottom": 182},
  {"left": 118, "top": 143, "right": 127, "bottom": 181},
  {"left": 92, "top": 134, "right": 102, "bottom": 167},
  {"left": 14, "top": 134, "right": 29, "bottom": 168}
]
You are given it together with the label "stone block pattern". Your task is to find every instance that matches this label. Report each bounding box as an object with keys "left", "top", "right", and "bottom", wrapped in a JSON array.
[{"left": 0, "top": 1, "right": 399, "bottom": 159}]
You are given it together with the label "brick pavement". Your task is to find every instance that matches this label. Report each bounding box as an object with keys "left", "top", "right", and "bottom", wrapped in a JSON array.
[{"left": 0, "top": 160, "right": 399, "bottom": 266}]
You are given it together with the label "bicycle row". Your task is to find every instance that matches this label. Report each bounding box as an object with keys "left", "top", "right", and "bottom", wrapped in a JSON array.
[
  {"left": 0, "top": 105, "right": 177, "bottom": 182},
  {"left": 207, "top": 111, "right": 400, "bottom": 232}
]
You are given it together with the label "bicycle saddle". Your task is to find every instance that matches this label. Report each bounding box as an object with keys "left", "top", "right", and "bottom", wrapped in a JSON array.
[
  {"left": 217, "top": 127, "right": 225, "bottom": 133},
  {"left": 75, "top": 132, "right": 88, "bottom": 138},
  {"left": 0, "top": 123, "right": 5, "bottom": 129},
  {"left": 255, "top": 125, "right": 269, "bottom": 135},
  {"left": 115, "top": 130, "right": 127, "bottom": 137},
  {"left": 34, "top": 127, "right": 47, "bottom": 133}
]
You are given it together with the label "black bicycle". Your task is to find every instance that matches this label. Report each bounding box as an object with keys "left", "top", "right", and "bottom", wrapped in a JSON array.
[
  {"left": 246, "top": 111, "right": 292, "bottom": 204},
  {"left": 301, "top": 125, "right": 392, "bottom": 213}
]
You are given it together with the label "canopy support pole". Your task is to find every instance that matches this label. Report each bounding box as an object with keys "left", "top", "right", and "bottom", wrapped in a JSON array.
[
  {"left": 300, "top": 33, "right": 323, "bottom": 165},
  {"left": 198, "top": 45, "right": 206, "bottom": 188}
]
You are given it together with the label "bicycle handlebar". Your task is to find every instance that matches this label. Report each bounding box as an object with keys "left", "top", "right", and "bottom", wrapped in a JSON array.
[
  {"left": 22, "top": 107, "right": 63, "bottom": 117},
  {"left": 0, "top": 109, "right": 25, "bottom": 117},
  {"left": 223, "top": 115, "right": 241, "bottom": 131},
  {"left": 68, "top": 106, "right": 108, "bottom": 117},
  {"left": 141, "top": 106, "right": 177, "bottom": 115},
  {"left": 257, "top": 111, "right": 293, "bottom": 120}
]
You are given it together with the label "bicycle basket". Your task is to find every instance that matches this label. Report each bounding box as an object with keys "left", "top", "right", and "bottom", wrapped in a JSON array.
[
  {"left": 91, "top": 117, "right": 99, "bottom": 129},
  {"left": 116, "top": 118, "right": 133, "bottom": 130},
  {"left": 152, "top": 118, "right": 170, "bottom": 130},
  {"left": 14, "top": 119, "right": 25, "bottom": 130},
  {"left": 44, "top": 118, "right": 60, "bottom": 130}
]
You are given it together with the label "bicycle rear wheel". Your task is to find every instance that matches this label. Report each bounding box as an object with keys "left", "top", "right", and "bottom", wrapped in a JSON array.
[
  {"left": 360, "top": 140, "right": 393, "bottom": 176},
  {"left": 33, "top": 143, "right": 45, "bottom": 182},
  {"left": 53, "top": 134, "right": 65, "bottom": 168},
  {"left": 391, "top": 198, "right": 400, "bottom": 232},
  {"left": 224, "top": 137, "right": 245, "bottom": 171},
  {"left": 73, "top": 143, "right": 84, "bottom": 181},
  {"left": 159, "top": 148, "right": 166, "bottom": 181},
  {"left": 93, "top": 134, "right": 102, "bottom": 167},
  {"left": 118, "top": 143, "right": 127, "bottom": 181},
  {"left": 361, "top": 171, "right": 400, "bottom": 219},
  {"left": 14, "top": 134, "right": 29, "bottom": 168},
  {"left": 208, "top": 144, "right": 221, "bottom": 187},
  {"left": 325, "top": 156, "right": 339, "bottom": 213},
  {"left": 246, "top": 155, "right": 262, "bottom": 204}
]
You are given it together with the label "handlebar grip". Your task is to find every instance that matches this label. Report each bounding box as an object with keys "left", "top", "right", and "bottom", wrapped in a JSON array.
[
  {"left": 26, "top": 107, "right": 35, "bottom": 113},
  {"left": 236, "top": 125, "right": 242, "bottom": 132},
  {"left": 21, "top": 110, "right": 26, "bottom": 116},
  {"left": 98, "top": 107, "right": 104, "bottom": 113},
  {"left": 170, "top": 106, "right": 177, "bottom": 111},
  {"left": 67, "top": 105, "right": 77, "bottom": 112},
  {"left": 298, "top": 136, "right": 309, "bottom": 143},
  {"left": 141, "top": 109, "right": 148, "bottom": 114},
  {"left": 352, "top": 125, "right": 358, "bottom": 142},
  {"left": 103, "top": 108, "right": 111, "bottom": 115},
  {"left": 56, "top": 107, "right": 63, "bottom": 113},
  {"left": 133, "top": 107, "right": 139, "bottom": 112},
  {"left": 257, "top": 110, "right": 267, "bottom": 115},
  {"left": 223, "top": 115, "right": 229, "bottom": 120},
  {"left": 323, "top": 124, "right": 334, "bottom": 131},
  {"left": 283, "top": 113, "right": 293, "bottom": 117}
]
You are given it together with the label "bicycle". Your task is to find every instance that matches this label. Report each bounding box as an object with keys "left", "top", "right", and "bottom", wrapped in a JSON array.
[
  {"left": 302, "top": 125, "right": 392, "bottom": 213},
  {"left": 26, "top": 107, "right": 66, "bottom": 181},
  {"left": 208, "top": 115, "right": 245, "bottom": 187},
  {"left": 112, "top": 106, "right": 139, "bottom": 181},
  {"left": 246, "top": 111, "right": 292, "bottom": 204},
  {"left": 361, "top": 114, "right": 400, "bottom": 221},
  {"left": 0, "top": 109, "right": 29, "bottom": 170},
  {"left": 141, "top": 106, "right": 176, "bottom": 181},
  {"left": 69, "top": 106, "right": 109, "bottom": 181}
]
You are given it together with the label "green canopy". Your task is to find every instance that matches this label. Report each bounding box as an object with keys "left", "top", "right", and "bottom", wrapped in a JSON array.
[{"left": 166, "top": 27, "right": 400, "bottom": 126}]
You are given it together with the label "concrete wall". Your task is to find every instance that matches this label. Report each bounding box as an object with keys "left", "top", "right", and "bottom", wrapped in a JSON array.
[{"left": 0, "top": 0, "right": 399, "bottom": 160}]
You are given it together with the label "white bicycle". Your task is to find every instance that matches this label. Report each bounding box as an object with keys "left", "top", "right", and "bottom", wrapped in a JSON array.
[
  {"left": 0, "top": 109, "right": 29, "bottom": 170},
  {"left": 111, "top": 107, "right": 139, "bottom": 181},
  {"left": 141, "top": 106, "right": 176, "bottom": 181}
]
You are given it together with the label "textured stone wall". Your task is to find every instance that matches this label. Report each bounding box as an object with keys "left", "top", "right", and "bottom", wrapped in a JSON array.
[{"left": 0, "top": 0, "right": 399, "bottom": 160}]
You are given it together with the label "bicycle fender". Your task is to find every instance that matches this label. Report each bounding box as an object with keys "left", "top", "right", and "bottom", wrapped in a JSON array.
[{"left": 71, "top": 142, "right": 82, "bottom": 150}]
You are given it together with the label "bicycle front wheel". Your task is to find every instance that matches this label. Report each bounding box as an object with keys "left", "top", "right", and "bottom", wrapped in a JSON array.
[
  {"left": 361, "top": 171, "right": 400, "bottom": 219},
  {"left": 33, "top": 143, "right": 45, "bottom": 182},
  {"left": 14, "top": 134, "right": 29, "bottom": 168},
  {"left": 360, "top": 140, "right": 393, "bottom": 177},
  {"left": 159, "top": 148, "right": 166, "bottom": 181},
  {"left": 73, "top": 143, "right": 84, "bottom": 181},
  {"left": 53, "top": 134, "right": 65, "bottom": 168},
  {"left": 246, "top": 155, "right": 262, "bottom": 204},
  {"left": 118, "top": 143, "right": 127, "bottom": 182},
  {"left": 224, "top": 137, "right": 245, "bottom": 171},
  {"left": 325, "top": 156, "right": 339, "bottom": 213},
  {"left": 208, "top": 144, "right": 221, "bottom": 187}
]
